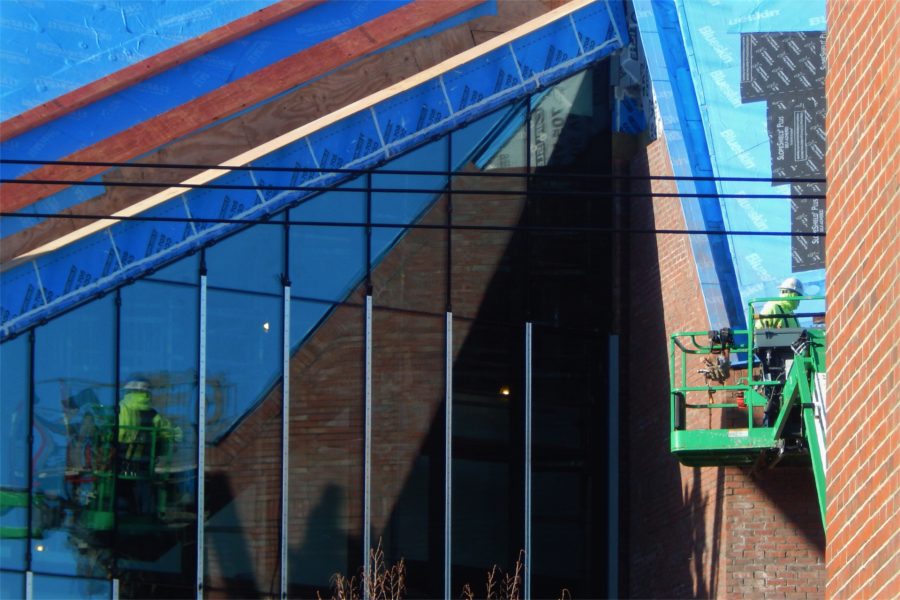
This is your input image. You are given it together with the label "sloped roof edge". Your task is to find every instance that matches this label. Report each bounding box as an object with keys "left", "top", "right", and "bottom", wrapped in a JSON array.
[{"left": 1, "top": 0, "right": 628, "bottom": 340}]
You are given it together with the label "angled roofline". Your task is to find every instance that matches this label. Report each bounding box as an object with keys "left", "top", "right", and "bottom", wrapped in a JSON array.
[
  {"left": 13, "top": 0, "right": 605, "bottom": 263},
  {"left": 1, "top": 0, "right": 627, "bottom": 340},
  {"left": 0, "top": 0, "right": 485, "bottom": 213}
]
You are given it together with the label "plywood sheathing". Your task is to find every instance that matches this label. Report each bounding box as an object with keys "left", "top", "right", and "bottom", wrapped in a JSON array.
[
  {"left": 0, "top": 0, "right": 484, "bottom": 214},
  {"left": 1, "top": 0, "right": 561, "bottom": 263},
  {"left": 0, "top": 0, "right": 327, "bottom": 143}
]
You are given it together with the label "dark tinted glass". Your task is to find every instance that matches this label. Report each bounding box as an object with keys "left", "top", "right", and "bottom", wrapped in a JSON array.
[
  {"left": 0, "top": 335, "right": 28, "bottom": 570},
  {"left": 287, "top": 295, "right": 364, "bottom": 596},
  {"left": 449, "top": 104, "right": 528, "bottom": 592},
  {"left": 371, "top": 200, "right": 447, "bottom": 596},
  {"left": 31, "top": 296, "right": 115, "bottom": 578},
  {"left": 117, "top": 255, "right": 199, "bottom": 598},
  {"left": 286, "top": 178, "right": 366, "bottom": 597},
  {"left": 204, "top": 224, "right": 284, "bottom": 597}
]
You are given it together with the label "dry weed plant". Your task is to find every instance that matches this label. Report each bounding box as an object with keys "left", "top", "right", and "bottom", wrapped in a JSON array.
[
  {"left": 460, "top": 550, "right": 523, "bottom": 600},
  {"left": 317, "top": 540, "right": 406, "bottom": 600},
  {"left": 460, "top": 550, "right": 571, "bottom": 600},
  {"left": 318, "top": 545, "right": 571, "bottom": 600}
]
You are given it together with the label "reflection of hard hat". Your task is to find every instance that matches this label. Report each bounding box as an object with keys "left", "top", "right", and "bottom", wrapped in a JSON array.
[
  {"left": 779, "top": 277, "right": 804, "bottom": 296},
  {"left": 124, "top": 380, "right": 150, "bottom": 392}
]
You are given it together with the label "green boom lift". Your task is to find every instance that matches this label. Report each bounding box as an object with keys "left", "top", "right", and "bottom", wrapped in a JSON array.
[{"left": 669, "top": 295, "right": 827, "bottom": 529}]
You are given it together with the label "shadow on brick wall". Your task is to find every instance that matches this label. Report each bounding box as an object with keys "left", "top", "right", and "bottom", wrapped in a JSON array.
[
  {"left": 623, "top": 139, "right": 824, "bottom": 597},
  {"left": 623, "top": 143, "right": 725, "bottom": 598}
]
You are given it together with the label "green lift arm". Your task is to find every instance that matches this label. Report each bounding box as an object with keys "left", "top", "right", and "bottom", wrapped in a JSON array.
[{"left": 669, "top": 296, "right": 827, "bottom": 530}]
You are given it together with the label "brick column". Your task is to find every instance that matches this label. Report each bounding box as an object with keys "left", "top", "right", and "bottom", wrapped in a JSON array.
[{"left": 824, "top": 1, "right": 899, "bottom": 597}]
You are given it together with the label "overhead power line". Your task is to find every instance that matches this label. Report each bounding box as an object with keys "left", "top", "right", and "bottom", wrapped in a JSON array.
[
  {"left": 1, "top": 210, "right": 826, "bottom": 237},
  {"left": 0, "top": 177, "right": 826, "bottom": 200},
  {"left": 0, "top": 158, "right": 828, "bottom": 185}
]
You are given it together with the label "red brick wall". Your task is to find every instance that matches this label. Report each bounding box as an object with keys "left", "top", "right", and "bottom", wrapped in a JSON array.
[
  {"left": 825, "top": 2, "right": 899, "bottom": 598},
  {"left": 626, "top": 137, "right": 825, "bottom": 598}
]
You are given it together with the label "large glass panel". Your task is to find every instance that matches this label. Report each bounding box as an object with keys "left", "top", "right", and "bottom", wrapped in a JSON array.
[
  {"left": 117, "top": 256, "right": 199, "bottom": 598},
  {"left": 286, "top": 214, "right": 364, "bottom": 597},
  {"left": 451, "top": 318, "right": 524, "bottom": 595},
  {"left": 372, "top": 141, "right": 448, "bottom": 264},
  {"left": 532, "top": 326, "right": 606, "bottom": 599},
  {"left": 0, "top": 571, "right": 24, "bottom": 599},
  {"left": 204, "top": 224, "right": 284, "bottom": 597},
  {"left": 31, "top": 296, "right": 116, "bottom": 579},
  {"left": 526, "top": 65, "right": 611, "bottom": 598},
  {"left": 288, "top": 179, "right": 366, "bottom": 348},
  {"left": 449, "top": 103, "right": 530, "bottom": 594},
  {"left": 31, "top": 573, "right": 110, "bottom": 599},
  {"left": 0, "top": 335, "right": 28, "bottom": 570},
  {"left": 371, "top": 147, "right": 447, "bottom": 595},
  {"left": 451, "top": 106, "right": 517, "bottom": 171}
]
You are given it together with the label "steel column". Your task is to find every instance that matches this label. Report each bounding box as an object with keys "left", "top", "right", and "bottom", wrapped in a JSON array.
[
  {"left": 280, "top": 285, "right": 291, "bottom": 598},
  {"left": 607, "top": 334, "right": 620, "bottom": 600},
  {"left": 196, "top": 254, "right": 207, "bottom": 599},
  {"left": 363, "top": 294, "right": 373, "bottom": 596},
  {"left": 524, "top": 322, "right": 533, "bottom": 600},
  {"left": 444, "top": 311, "right": 453, "bottom": 600}
]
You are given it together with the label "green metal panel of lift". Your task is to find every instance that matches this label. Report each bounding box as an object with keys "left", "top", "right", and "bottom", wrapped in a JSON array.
[
  {"left": 0, "top": 420, "right": 186, "bottom": 540},
  {"left": 669, "top": 296, "right": 827, "bottom": 529}
]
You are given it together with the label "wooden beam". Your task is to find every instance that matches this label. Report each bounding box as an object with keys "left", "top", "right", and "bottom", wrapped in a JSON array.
[
  {"left": 0, "top": 0, "right": 325, "bottom": 143},
  {"left": 0, "top": 0, "right": 486, "bottom": 213},
  {"left": 14, "top": 0, "right": 596, "bottom": 261},
  {"left": 0, "top": 1, "right": 556, "bottom": 264}
]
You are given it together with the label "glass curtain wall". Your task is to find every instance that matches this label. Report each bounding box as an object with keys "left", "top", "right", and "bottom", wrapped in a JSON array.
[
  {"left": 0, "top": 66, "right": 614, "bottom": 599},
  {"left": 30, "top": 296, "right": 116, "bottom": 589},
  {"left": 371, "top": 141, "right": 449, "bottom": 597},
  {"left": 286, "top": 180, "right": 366, "bottom": 596},
  {"left": 527, "top": 65, "right": 612, "bottom": 599},
  {"left": 118, "top": 257, "right": 199, "bottom": 598},
  {"left": 31, "top": 573, "right": 111, "bottom": 599},
  {"left": 0, "top": 571, "right": 24, "bottom": 599},
  {"left": 450, "top": 107, "right": 529, "bottom": 594},
  {"left": 1, "top": 335, "right": 28, "bottom": 573},
  {"left": 204, "top": 225, "right": 284, "bottom": 597}
]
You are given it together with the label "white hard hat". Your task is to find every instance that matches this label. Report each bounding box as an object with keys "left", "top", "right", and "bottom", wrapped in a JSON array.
[
  {"left": 124, "top": 380, "right": 150, "bottom": 392},
  {"left": 778, "top": 277, "right": 804, "bottom": 295}
]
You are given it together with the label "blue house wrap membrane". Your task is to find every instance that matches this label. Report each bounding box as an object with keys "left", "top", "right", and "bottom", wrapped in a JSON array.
[
  {"left": 632, "top": 0, "right": 742, "bottom": 330},
  {"left": 0, "top": 1, "right": 421, "bottom": 182},
  {"left": 0, "top": 0, "right": 280, "bottom": 121},
  {"left": 0, "top": 1, "right": 498, "bottom": 242},
  {"left": 1, "top": 0, "right": 628, "bottom": 340},
  {"left": 675, "top": 0, "right": 827, "bottom": 310},
  {"left": 632, "top": 0, "right": 825, "bottom": 329}
]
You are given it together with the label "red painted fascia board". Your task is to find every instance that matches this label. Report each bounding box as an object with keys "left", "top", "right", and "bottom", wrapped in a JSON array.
[
  {"left": 0, "top": 0, "right": 325, "bottom": 143},
  {"left": 1, "top": 0, "right": 484, "bottom": 213}
]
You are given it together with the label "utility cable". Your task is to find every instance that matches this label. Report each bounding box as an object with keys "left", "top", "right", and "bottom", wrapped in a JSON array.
[
  {"left": 0, "top": 177, "right": 826, "bottom": 200},
  {"left": 0, "top": 157, "right": 828, "bottom": 185},
  {"left": 0, "top": 210, "right": 826, "bottom": 237}
]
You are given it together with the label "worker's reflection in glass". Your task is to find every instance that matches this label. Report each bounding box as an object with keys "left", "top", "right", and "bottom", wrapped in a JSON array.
[{"left": 117, "top": 380, "right": 182, "bottom": 516}]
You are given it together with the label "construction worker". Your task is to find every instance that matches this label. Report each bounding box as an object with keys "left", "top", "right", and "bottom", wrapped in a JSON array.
[
  {"left": 754, "top": 277, "right": 805, "bottom": 427},
  {"left": 118, "top": 380, "right": 181, "bottom": 514},
  {"left": 755, "top": 277, "right": 804, "bottom": 329}
]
